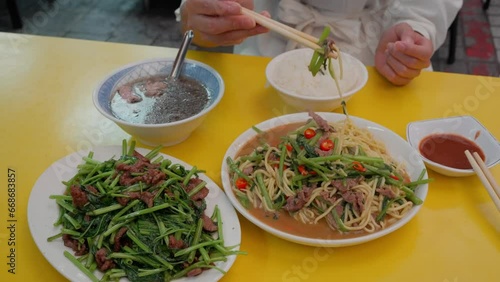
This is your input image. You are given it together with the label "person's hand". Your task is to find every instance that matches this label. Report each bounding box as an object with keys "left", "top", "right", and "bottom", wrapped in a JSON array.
[
  {"left": 181, "top": 0, "right": 269, "bottom": 47},
  {"left": 375, "top": 23, "right": 433, "bottom": 86}
]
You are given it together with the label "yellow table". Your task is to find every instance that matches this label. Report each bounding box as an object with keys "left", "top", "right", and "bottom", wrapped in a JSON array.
[{"left": 0, "top": 32, "right": 498, "bottom": 282}]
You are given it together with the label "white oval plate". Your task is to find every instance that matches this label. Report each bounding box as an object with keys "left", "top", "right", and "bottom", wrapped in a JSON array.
[
  {"left": 221, "top": 112, "right": 428, "bottom": 247},
  {"left": 28, "top": 146, "right": 241, "bottom": 282}
]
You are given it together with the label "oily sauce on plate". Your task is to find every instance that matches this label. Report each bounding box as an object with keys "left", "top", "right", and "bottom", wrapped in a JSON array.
[
  {"left": 418, "top": 133, "right": 485, "bottom": 169},
  {"left": 249, "top": 207, "right": 367, "bottom": 240}
]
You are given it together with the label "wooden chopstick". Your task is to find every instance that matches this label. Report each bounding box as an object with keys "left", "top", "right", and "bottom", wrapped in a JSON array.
[
  {"left": 471, "top": 151, "right": 500, "bottom": 198},
  {"left": 465, "top": 150, "right": 500, "bottom": 211},
  {"left": 240, "top": 7, "right": 338, "bottom": 58}
]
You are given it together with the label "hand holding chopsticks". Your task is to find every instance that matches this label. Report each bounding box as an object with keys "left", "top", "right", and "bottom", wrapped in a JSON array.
[
  {"left": 465, "top": 150, "right": 500, "bottom": 211},
  {"left": 240, "top": 7, "right": 338, "bottom": 59}
]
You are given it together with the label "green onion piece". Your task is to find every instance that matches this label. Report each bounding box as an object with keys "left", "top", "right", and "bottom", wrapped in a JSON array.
[
  {"left": 63, "top": 213, "right": 81, "bottom": 229},
  {"left": 331, "top": 208, "right": 348, "bottom": 232},
  {"left": 400, "top": 186, "right": 423, "bottom": 205},
  {"left": 376, "top": 197, "right": 393, "bottom": 222},
  {"left": 183, "top": 166, "right": 198, "bottom": 186},
  {"left": 115, "top": 203, "right": 171, "bottom": 222},
  {"left": 86, "top": 204, "right": 123, "bottom": 216},
  {"left": 127, "top": 140, "right": 136, "bottom": 156},
  {"left": 256, "top": 173, "right": 274, "bottom": 210},
  {"left": 122, "top": 139, "right": 127, "bottom": 156},
  {"left": 64, "top": 251, "right": 100, "bottom": 282},
  {"left": 174, "top": 239, "right": 223, "bottom": 257},
  {"left": 278, "top": 145, "right": 287, "bottom": 189},
  {"left": 55, "top": 198, "right": 77, "bottom": 214},
  {"left": 47, "top": 233, "right": 63, "bottom": 242},
  {"left": 187, "top": 180, "right": 207, "bottom": 197},
  {"left": 226, "top": 157, "right": 251, "bottom": 182},
  {"left": 126, "top": 229, "right": 152, "bottom": 253},
  {"left": 145, "top": 144, "right": 162, "bottom": 160},
  {"left": 188, "top": 218, "right": 203, "bottom": 263}
]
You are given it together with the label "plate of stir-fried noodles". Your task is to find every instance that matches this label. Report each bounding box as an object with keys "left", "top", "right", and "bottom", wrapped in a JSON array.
[{"left": 222, "top": 112, "right": 429, "bottom": 247}]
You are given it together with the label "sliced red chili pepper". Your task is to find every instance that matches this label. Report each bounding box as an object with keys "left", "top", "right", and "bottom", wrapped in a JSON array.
[
  {"left": 319, "top": 139, "right": 334, "bottom": 151},
  {"left": 286, "top": 144, "right": 293, "bottom": 152},
  {"left": 390, "top": 175, "right": 399, "bottom": 180},
  {"left": 352, "top": 161, "right": 366, "bottom": 172},
  {"left": 235, "top": 178, "right": 248, "bottom": 191},
  {"left": 304, "top": 128, "right": 316, "bottom": 139},
  {"left": 298, "top": 165, "right": 308, "bottom": 176},
  {"left": 309, "top": 170, "right": 317, "bottom": 175}
]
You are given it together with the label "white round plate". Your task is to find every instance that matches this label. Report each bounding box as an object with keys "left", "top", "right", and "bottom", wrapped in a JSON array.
[
  {"left": 28, "top": 146, "right": 241, "bottom": 282},
  {"left": 221, "top": 112, "right": 428, "bottom": 247}
]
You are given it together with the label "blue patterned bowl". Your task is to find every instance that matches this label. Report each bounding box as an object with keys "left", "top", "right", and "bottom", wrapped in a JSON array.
[{"left": 93, "top": 58, "right": 224, "bottom": 146}]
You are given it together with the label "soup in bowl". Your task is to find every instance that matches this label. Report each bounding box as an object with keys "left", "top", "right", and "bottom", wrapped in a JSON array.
[{"left": 93, "top": 58, "right": 224, "bottom": 146}]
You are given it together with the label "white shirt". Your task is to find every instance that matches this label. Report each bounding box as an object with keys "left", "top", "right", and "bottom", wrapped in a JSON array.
[{"left": 177, "top": 0, "right": 462, "bottom": 65}]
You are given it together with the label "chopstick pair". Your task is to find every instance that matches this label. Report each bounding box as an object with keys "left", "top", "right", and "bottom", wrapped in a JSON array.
[
  {"left": 465, "top": 150, "right": 500, "bottom": 211},
  {"left": 240, "top": 7, "right": 338, "bottom": 58}
]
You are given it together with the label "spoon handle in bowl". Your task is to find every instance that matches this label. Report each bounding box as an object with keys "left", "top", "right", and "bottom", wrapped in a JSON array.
[{"left": 170, "top": 30, "right": 194, "bottom": 79}]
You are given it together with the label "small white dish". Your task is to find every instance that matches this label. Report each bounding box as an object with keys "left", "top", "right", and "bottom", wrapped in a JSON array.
[{"left": 406, "top": 116, "right": 500, "bottom": 177}]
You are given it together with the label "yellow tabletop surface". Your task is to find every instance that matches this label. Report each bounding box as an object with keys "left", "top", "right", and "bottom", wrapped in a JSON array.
[{"left": 0, "top": 32, "right": 499, "bottom": 282}]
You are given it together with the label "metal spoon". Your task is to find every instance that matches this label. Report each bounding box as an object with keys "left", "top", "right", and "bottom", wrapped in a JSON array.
[{"left": 169, "top": 30, "right": 194, "bottom": 80}]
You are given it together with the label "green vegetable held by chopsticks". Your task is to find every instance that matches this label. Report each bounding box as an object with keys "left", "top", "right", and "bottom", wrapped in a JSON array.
[
  {"left": 308, "top": 27, "right": 346, "bottom": 114},
  {"left": 308, "top": 27, "right": 332, "bottom": 76}
]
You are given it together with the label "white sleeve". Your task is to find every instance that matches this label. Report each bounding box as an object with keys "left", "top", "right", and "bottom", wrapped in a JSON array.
[
  {"left": 175, "top": 0, "right": 188, "bottom": 21},
  {"left": 390, "top": 0, "right": 462, "bottom": 51}
]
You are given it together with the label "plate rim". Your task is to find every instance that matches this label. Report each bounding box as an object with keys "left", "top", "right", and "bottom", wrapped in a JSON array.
[
  {"left": 27, "top": 145, "right": 241, "bottom": 282},
  {"left": 221, "top": 112, "right": 428, "bottom": 247}
]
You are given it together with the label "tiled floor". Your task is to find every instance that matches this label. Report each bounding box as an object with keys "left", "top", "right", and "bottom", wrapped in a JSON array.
[
  {"left": 0, "top": 0, "right": 498, "bottom": 76},
  {"left": 434, "top": 0, "right": 500, "bottom": 76}
]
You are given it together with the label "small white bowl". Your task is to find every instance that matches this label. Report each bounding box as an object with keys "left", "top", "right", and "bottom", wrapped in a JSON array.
[
  {"left": 265, "top": 48, "right": 368, "bottom": 112},
  {"left": 93, "top": 58, "right": 224, "bottom": 146},
  {"left": 406, "top": 116, "right": 500, "bottom": 177}
]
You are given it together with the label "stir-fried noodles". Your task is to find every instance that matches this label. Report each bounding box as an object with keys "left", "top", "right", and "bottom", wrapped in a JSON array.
[{"left": 227, "top": 113, "right": 427, "bottom": 235}]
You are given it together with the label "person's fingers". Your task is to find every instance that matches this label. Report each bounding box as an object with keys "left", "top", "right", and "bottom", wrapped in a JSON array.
[
  {"left": 198, "top": 26, "right": 268, "bottom": 46},
  {"left": 376, "top": 58, "right": 412, "bottom": 86},
  {"left": 395, "top": 23, "right": 415, "bottom": 45},
  {"left": 393, "top": 24, "right": 433, "bottom": 67},
  {"left": 186, "top": 0, "right": 242, "bottom": 17},
  {"left": 388, "top": 42, "right": 431, "bottom": 70},
  {"left": 376, "top": 22, "right": 431, "bottom": 85},
  {"left": 394, "top": 38, "right": 433, "bottom": 63},
  {"left": 192, "top": 14, "right": 256, "bottom": 34},
  {"left": 191, "top": 10, "right": 269, "bottom": 45},
  {"left": 386, "top": 53, "right": 421, "bottom": 79}
]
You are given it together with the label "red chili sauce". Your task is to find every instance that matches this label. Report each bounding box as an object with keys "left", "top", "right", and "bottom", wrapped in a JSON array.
[{"left": 418, "top": 133, "right": 485, "bottom": 169}]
